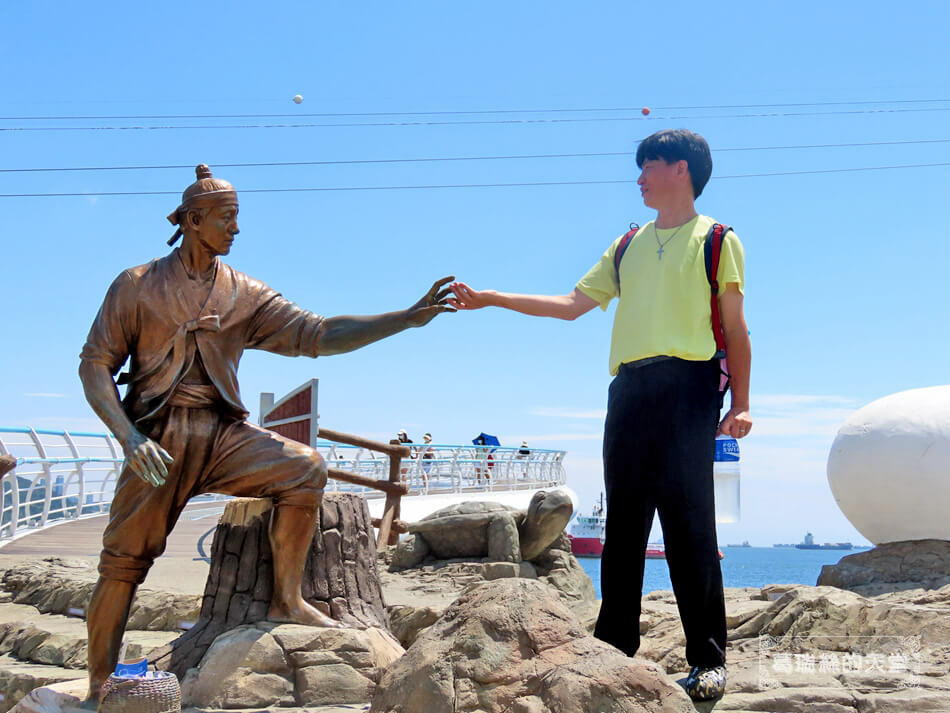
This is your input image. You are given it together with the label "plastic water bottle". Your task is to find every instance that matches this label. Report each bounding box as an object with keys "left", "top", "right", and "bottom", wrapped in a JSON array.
[{"left": 713, "top": 436, "right": 740, "bottom": 523}]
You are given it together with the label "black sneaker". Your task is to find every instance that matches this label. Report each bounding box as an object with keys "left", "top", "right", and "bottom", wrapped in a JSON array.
[{"left": 684, "top": 664, "right": 726, "bottom": 701}]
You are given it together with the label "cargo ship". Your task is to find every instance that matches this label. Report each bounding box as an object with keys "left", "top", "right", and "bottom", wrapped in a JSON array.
[{"left": 794, "top": 532, "right": 853, "bottom": 550}]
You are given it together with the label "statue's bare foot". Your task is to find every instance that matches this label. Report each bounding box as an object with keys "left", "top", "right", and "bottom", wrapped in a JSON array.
[
  {"left": 79, "top": 695, "right": 100, "bottom": 710},
  {"left": 269, "top": 598, "right": 344, "bottom": 628}
]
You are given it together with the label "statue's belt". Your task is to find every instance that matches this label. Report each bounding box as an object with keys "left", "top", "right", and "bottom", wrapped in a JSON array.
[{"left": 167, "top": 383, "right": 220, "bottom": 408}]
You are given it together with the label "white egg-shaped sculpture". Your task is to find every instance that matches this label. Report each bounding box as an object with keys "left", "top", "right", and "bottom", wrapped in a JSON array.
[{"left": 827, "top": 386, "right": 950, "bottom": 544}]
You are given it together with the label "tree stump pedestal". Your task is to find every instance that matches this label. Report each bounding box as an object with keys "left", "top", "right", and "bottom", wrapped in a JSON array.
[{"left": 153, "top": 492, "right": 389, "bottom": 680}]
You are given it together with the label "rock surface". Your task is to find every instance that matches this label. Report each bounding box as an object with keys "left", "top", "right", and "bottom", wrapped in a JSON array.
[
  {"left": 0, "top": 558, "right": 199, "bottom": 631},
  {"left": 180, "top": 622, "right": 403, "bottom": 709},
  {"left": 817, "top": 539, "right": 950, "bottom": 595},
  {"left": 371, "top": 578, "right": 695, "bottom": 713},
  {"left": 8, "top": 678, "right": 375, "bottom": 713},
  {"left": 638, "top": 584, "right": 950, "bottom": 712},
  {"left": 381, "top": 531, "right": 598, "bottom": 648},
  {"left": 7, "top": 542, "right": 950, "bottom": 711}
]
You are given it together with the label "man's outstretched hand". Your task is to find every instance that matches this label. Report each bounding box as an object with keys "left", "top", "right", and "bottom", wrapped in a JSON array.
[
  {"left": 121, "top": 430, "right": 174, "bottom": 487},
  {"left": 406, "top": 276, "right": 457, "bottom": 327},
  {"left": 447, "top": 281, "right": 493, "bottom": 310}
]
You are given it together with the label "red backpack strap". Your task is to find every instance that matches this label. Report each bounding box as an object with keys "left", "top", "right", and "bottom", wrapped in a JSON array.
[
  {"left": 703, "top": 223, "right": 732, "bottom": 357},
  {"left": 613, "top": 222, "right": 640, "bottom": 293}
]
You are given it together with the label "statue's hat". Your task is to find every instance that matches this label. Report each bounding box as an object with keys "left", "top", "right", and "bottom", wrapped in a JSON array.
[{"left": 166, "top": 165, "right": 238, "bottom": 246}]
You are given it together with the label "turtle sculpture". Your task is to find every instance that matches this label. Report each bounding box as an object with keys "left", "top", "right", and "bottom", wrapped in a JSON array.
[{"left": 393, "top": 489, "right": 574, "bottom": 568}]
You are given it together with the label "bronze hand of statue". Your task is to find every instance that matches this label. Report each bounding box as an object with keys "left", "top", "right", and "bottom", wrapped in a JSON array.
[
  {"left": 120, "top": 430, "right": 174, "bottom": 488},
  {"left": 406, "top": 276, "right": 457, "bottom": 327}
]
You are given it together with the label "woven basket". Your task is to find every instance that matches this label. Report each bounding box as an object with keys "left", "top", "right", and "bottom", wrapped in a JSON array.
[{"left": 99, "top": 671, "right": 181, "bottom": 713}]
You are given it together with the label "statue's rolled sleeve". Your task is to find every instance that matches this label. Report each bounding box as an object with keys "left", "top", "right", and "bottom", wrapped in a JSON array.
[
  {"left": 79, "top": 272, "right": 135, "bottom": 375},
  {"left": 246, "top": 287, "right": 325, "bottom": 358}
]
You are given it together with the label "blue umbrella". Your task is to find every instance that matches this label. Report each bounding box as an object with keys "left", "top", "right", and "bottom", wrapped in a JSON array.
[{"left": 472, "top": 432, "right": 501, "bottom": 447}]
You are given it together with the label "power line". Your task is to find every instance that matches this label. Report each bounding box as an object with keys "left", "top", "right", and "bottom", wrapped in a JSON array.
[
  {"left": 2, "top": 107, "right": 950, "bottom": 132},
  {"left": 2, "top": 97, "right": 948, "bottom": 121},
  {"left": 2, "top": 139, "right": 948, "bottom": 174},
  {"left": 1, "top": 162, "right": 946, "bottom": 198}
]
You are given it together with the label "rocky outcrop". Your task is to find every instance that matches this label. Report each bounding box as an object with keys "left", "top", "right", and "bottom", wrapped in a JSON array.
[
  {"left": 8, "top": 543, "right": 950, "bottom": 711},
  {"left": 382, "top": 531, "right": 597, "bottom": 648},
  {"left": 180, "top": 622, "right": 403, "bottom": 709},
  {"left": 0, "top": 658, "right": 85, "bottom": 713},
  {"left": 817, "top": 539, "right": 950, "bottom": 596},
  {"left": 371, "top": 578, "right": 695, "bottom": 713},
  {"left": 0, "top": 559, "right": 199, "bottom": 631},
  {"left": 637, "top": 584, "right": 950, "bottom": 712}
]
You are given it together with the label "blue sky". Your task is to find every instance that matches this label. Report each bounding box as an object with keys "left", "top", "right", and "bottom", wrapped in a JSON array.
[{"left": 1, "top": 1, "right": 948, "bottom": 546}]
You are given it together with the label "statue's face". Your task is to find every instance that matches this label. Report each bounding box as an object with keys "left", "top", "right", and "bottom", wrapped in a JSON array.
[{"left": 196, "top": 201, "right": 240, "bottom": 256}]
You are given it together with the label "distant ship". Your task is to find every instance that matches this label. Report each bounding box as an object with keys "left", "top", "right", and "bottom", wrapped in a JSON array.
[
  {"left": 569, "top": 493, "right": 722, "bottom": 560},
  {"left": 568, "top": 493, "right": 606, "bottom": 557},
  {"left": 793, "top": 532, "right": 853, "bottom": 550},
  {"left": 726, "top": 540, "right": 751, "bottom": 548}
]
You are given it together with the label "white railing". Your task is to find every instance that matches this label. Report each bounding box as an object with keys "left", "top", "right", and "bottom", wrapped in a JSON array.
[
  {"left": 0, "top": 427, "right": 124, "bottom": 540},
  {"left": 317, "top": 442, "right": 567, "bottom": 497},
  {"left": 0, "top": 427, "right": 567, "bottom": 542}
]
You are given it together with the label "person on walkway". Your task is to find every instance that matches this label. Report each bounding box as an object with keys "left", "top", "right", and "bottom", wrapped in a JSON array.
[
  {"left": 448, "top": 129, "right": 751, "bottom": 701},
  {"left": 78, "top": 165, "right": 454, "bottom": 706},
  {"left": 420, "top": 432, "right": 435, "bottom": 483}
]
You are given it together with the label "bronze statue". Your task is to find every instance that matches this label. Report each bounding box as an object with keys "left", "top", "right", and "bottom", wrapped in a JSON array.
[{"left": 78, "top": 165, "right": 453, "bottom": 705}]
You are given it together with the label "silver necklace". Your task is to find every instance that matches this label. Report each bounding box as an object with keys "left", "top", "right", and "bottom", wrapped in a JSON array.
[{"left": 654, "top": 223, "right": 688, "bottom": 261}]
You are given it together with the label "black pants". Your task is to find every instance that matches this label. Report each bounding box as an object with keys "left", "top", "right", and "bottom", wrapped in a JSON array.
[{"left": 593, "top": 357, "right": 727, "bottom": 668}]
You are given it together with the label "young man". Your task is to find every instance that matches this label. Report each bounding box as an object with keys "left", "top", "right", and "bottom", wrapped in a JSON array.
[
  {"left": 448, "top": 129, "right": 751, "bottom": 701},
  {"left": 79, "top": 165, "right": 453, "bottom": 706}
]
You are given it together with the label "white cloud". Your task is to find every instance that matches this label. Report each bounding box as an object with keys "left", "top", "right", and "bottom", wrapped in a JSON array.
[
  {"left": 528, "top": 393, "right": 859, "bottom": 440},
  {"left": 24, "top": 393, "right": 67, "bottom": 399},
  {"left": 751, "top": 393, "right": 858, "bottom": 439},
  {"left": 754, "top": 394, "right": 856, "bottom": 409},
  {"left": 29, "top": 415, "right": 110, "bottom": 432}
]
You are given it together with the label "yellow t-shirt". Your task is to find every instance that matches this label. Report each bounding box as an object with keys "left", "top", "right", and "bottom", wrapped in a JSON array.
[{"left": 576, "top": 215, "right": 744, "bottom": 375}]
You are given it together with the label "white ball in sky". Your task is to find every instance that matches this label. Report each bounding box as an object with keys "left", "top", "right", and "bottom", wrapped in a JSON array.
[{"left": 293, "top": 94, "right": 304, "bottom": 104}]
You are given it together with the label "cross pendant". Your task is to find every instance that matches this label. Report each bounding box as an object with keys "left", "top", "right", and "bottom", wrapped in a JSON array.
[{"left": 657, "top": 246, "right": 664, "bottom": 260}]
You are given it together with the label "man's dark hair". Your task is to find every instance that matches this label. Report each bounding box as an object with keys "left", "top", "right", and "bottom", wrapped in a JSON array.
[{"left": 635, "top": 129, "right": 713, "bottom": 198}]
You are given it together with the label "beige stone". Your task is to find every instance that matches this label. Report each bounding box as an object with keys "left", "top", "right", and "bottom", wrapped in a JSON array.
[
  {"left": 295, "top": 662, "right": 374, "bottom": 704},
  {"left": 817, "top": 539, "right": 950, "bottom": 595},
  {"left": 370, "top": 578, "right": 695, "bottom": 713}
]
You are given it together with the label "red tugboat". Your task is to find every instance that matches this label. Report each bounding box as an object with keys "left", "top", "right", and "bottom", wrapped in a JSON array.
[{"left": 569, "top": 493, "right": 723, "bottom": 560}]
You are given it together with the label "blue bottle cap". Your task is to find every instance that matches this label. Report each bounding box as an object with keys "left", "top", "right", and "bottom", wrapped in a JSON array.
[{"left": 114, "top": 656, "right": 148, "bottom": 678}]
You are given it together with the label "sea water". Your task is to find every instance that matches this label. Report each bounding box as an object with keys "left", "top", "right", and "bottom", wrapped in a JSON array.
[{"left": 579, "top": 547, "right": 867, "bottom": 599}]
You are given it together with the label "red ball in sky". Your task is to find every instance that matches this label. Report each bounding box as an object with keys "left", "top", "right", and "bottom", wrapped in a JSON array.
[{"left": 641, "top": 107, "right": 651, "bottom": 116}]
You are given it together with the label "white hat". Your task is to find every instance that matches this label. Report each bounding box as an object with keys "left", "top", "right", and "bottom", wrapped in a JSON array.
[{"left": 397, "top": 429, "right": 408, "bottom": 436}]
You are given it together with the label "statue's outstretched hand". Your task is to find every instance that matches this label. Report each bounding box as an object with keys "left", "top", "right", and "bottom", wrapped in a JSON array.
[
  {"left": 121, "top": 430, "right": 173, "bottom": 487},
  {"left": 407, "top": 276, "right": 457, "bottom": 327},
  {"left": 447, "top": 281, "right": 491, "bottom": 310}
]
